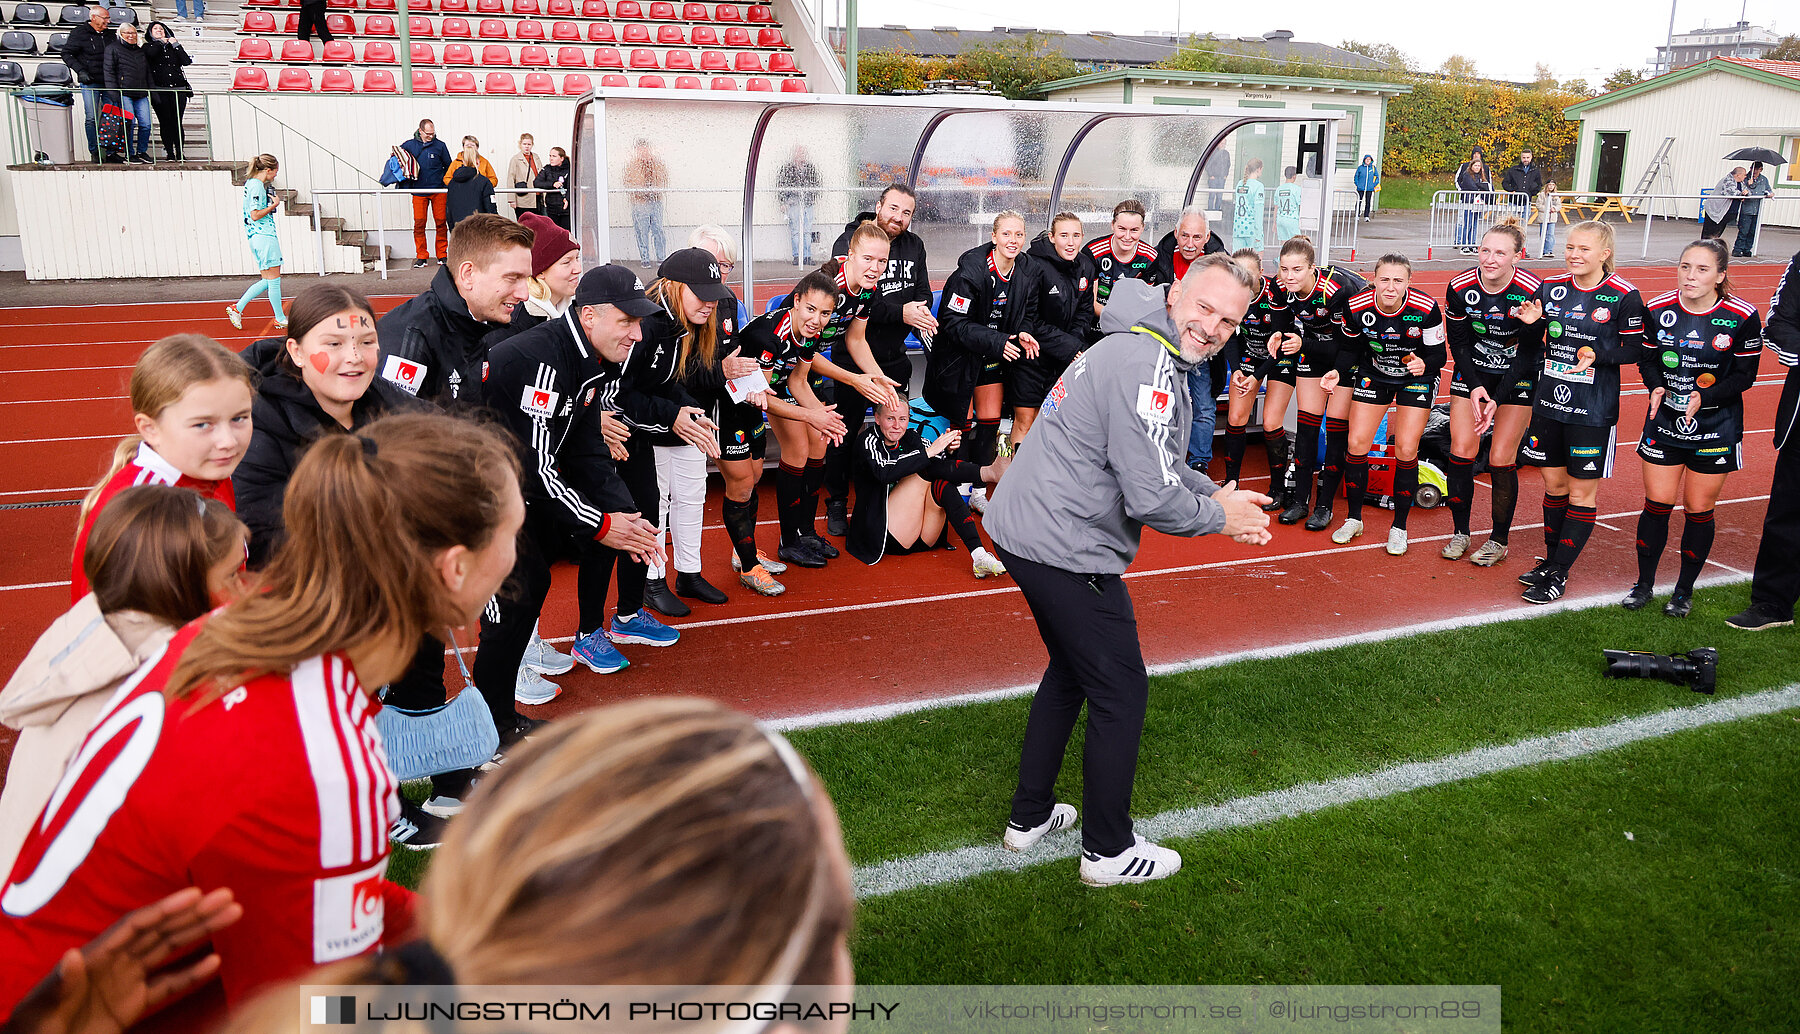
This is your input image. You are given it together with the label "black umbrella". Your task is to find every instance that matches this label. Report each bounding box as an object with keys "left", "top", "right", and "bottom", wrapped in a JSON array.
[{"left": 1722, "top": 146, "right": 1786, "bottom": 164}]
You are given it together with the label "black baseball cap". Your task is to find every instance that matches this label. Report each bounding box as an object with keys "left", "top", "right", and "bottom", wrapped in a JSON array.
[
  {"left": 572, "top": 264, "right": 659, "bottom": 317},
  {"left": 656, "top": 247, "right": 734, "bottom": 302}
]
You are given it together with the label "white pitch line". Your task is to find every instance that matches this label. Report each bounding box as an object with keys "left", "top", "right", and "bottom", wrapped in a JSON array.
[
  {"left": 0, "top": 434, "right": 118, "bottom": 444},
  {"left": 0, "top": 580, "right": 72, "bottom": 593},
  {"left": 0, "top": 487, "right": 86, "bottom": 498},
  {"left": 0, "top": 396, "right": 127, "bottom": 406},
  {"left": 849, "top": 683, "right": 1800, "bottom": 899},
  {"left": 0, "top": 365, "right": 132, "bottom": 375}
]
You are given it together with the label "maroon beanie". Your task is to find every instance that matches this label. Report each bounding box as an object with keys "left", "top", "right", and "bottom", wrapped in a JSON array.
[{"left": 519, "top": 211, "right": 578, "bottom": 277}]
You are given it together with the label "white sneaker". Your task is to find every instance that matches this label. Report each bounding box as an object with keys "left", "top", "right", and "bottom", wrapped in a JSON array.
[
  {"left": 971, "top": 547, "right": 1006, "bottom": 579},
  {"left": 1003, "top": 802, "right": 1077, "bottom": 852},
  {"left": 523, "top": 625, "right": 574, "bottom": 675},
  {"left": 1440, "top": 532, "right": 1471, "bottom": 560},
  {"left": 1331, "top": 518, "right": 1364, "bottom": 544},
  {"left": 967, "top": 487, "right": 987, "bottom": 514},
  {"left": 514, "top": 666, "right": 561, "bottom": 706},
  {"left": 1387, "top": 527, "right": 1409, "bottom": 555},
  {"left": 1079, "top": 834, "right": 1182, "bottom": 887}
]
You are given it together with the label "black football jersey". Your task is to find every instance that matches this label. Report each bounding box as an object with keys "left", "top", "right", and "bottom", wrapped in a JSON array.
[
  {"left": 1640, "top": 291, "right": 1763, "bottom": 449},
  {"left": 1531, "top": 272, "right": 1646, "bottom": 427},
  {"left": 1086, "top": 237, "right": 1158, "bottom": 305},
  {"left": 1445, "top": 266, "right": 1543, "bottom": 374},
  {"left": 1340, "top": 288, "right": 1448, "bottom": 380}
]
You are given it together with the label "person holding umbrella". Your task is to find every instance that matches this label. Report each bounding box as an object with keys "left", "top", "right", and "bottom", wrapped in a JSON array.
[
  {"left": 1734, "top": 161, "right": 1773, "bottom": 258},
  {"left": 1702, "top": 167, "right": 1747, "bottom": 240}
]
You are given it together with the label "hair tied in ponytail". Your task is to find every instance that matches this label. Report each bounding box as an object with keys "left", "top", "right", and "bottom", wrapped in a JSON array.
[
  {"left": 389, "top": 939, "right": 457, "bottom": 986},
  {"left": 360, "top": 435, "right": 380, "bottom": 460}
]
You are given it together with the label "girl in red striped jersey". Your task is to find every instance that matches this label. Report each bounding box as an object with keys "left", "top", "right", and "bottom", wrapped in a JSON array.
[
  {"left": 69, "top": 335, "right": 256, "bottom": 603},
  {"left": 1, "top": 412, "right": 525, "bottom": 1033}
]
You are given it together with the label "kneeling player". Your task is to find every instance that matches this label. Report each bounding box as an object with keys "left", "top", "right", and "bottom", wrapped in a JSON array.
[{"left": 846, "top": 394, "right": 1009, "bottom": 576}]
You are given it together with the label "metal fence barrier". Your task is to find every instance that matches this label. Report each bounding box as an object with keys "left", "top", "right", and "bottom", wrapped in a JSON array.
[
  {"left": 311, "top": 186, "right": 564, "bottom": 279},
  {"left": 1427, "top": 191, "right": 1533, "bottom": 257},
  {"left": 1430, "top": 189, "right": 1794, "bottom": 261}
]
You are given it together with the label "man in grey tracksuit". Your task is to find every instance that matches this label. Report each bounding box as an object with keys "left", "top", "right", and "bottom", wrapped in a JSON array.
[{"left": 986, "top": 261, "right": 1272, "bottom": 886}]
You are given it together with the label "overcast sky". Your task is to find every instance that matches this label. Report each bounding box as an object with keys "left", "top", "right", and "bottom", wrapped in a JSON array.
[{"left": 844, "top": 0, "right": 1788, "bottom": 83}]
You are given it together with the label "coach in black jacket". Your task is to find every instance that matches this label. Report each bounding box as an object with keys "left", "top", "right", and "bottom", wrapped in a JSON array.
[
  {"left": 474, "top": 265, "right": 661, "bottom": 737},
  {"left": 1732, "top": 250, "right": 1800, "bottom": 631},
  {"left": 377, "top": 213, "right": 532, "bottom": 407}
]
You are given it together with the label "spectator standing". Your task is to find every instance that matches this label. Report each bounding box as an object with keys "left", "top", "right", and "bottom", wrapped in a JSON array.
[
  {"left": 1353, "top": 154, "right": 1379, "bottom": 219},
  {"left": 506, "top": 133, "right": 540, "bottom": 218},
  {"left": 1537, "top": 181, "right": 1562, "bottom": 258},
  {"left": 445, "top": 136, "right": 498, "bottom": 230},
  {"left": 1275, "top": 165, "right": 1303, "bottom": 243},
  {"left": 144, "top": 21, "right": 192, "bottom": 161},
  {"left": 296, "top": 0, "right": 332, "bottom": 42},
  {"left": 623, "top": 138, "right": 668, "bottom": 269},
  {"left": 1733, "top": 162, "right": 1772, "bottom": 258},
  {"left": 1456, "top": 158, "right": 1492, "bottom": 253},
  {"left": 1727, "top": 248, "right": 1800, "bottom": 631},
  {"left": 176, "top": 0, "right": 204, "bottom": 20},
  {"left": 1232, "top": 158, "right": 1266, "bottom": 252},
  {"left": 777, "top": 145, "right": 821, "bottom": 266},
  {"left": 226, "top": 154, "right": 286, "bottom": 330},
  {"left": 1702, "top": 166, "right": 1746, "bottom": 240},
  {"left": 62, "top": 6, "right": 113, "bottom": 162},
  {"left": 102, "top": 22, "right": 151, "bottom": 163},
  {"left": 401, "top": 119, "right": 453, "bottom": 268},
  {"left": 1501, "top": 149, "right": 1543, "bottom": 222},
  {"left": 1153, "top": 206, "right": 1227, "bottom": 472},
  {"left": 535, "top": 145, "right": 571, "bottom": 229}
]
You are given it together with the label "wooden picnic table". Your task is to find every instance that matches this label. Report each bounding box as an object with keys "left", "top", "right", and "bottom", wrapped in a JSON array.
[{"left": 1555, "top": 196, "right": 1641, "bottom": 222}]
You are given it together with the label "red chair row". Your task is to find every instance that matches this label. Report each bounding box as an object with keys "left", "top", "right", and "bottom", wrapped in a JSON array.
[
  {"left": 232, "top": 64, "right": 801, "bottom": 92},
  {"left": 244, "top": 0, "right": 773, "bottom": 17},
  {"left": 241, "top": 10, "right": 787, "bottom": 46},
  {"left": 238, "top": 37, "right": 796, "bottom": 72}
]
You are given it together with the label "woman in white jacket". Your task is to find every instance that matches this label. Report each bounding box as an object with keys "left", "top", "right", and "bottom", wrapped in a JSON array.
[{"left": 0, "top": 485, "right": 247, "bottom": 871}]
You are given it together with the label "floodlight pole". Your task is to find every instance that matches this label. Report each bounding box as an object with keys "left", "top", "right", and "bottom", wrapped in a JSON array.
[
  {"left": 845, "top": 0, "right": 858, "bottom": 94},
  {"left": 1661, "top": 0, "right": 1676, "bottom": 73}
]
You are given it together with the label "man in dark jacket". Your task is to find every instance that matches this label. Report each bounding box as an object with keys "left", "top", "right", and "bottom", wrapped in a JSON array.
[
  {"left": 822, "top": 183, "right": 933, "bottom": 533},
  {"left": 62, "top": 5, "right": 113, "bottom": 160},
  {"left": 102, "top": 23, "right": 151, "bottom": 162},
  {"left": 1152, "top": 206, "right": 1229, "bottom": 470},
  {"left": 400, "top": 119, "right": 454, "bottom": 267},
  {"left": 377, "top": 213, "right": 532, "bottom": 407},
  {"left": 446, "top": 162, "right": 496, "bottom": 229},
  {"left": 1729, "top": 249, "right": 1800, "bottom": 631},
  {"left": 1500, "top": 150, "right": 1543, "bottom": 218}
]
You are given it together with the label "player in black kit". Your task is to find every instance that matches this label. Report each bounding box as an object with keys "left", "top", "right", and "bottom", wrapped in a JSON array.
[
  {"left": 1273, "top": 236, "right": 1367, "bottom": 530},
  {"left": 1516, "top": 220, "right": 1647, "bottom": 603},
  {"left": 1087, "top": 199, "right": 1159, "bottom": 325},
  {"left": 1220, "top": 249, "right": 1294, "bottom": 493},
  {"left": 1330, "top": 255, "right": 1448, "bottom": 554},
  {"left": 1625, "top": 239, "right": 1764, "bottom": 616}
]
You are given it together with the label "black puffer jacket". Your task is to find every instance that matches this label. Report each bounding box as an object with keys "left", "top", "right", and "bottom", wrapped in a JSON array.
[
  {"left": 233, "top": 337, "right": 425, "bottom": 567},
  {"left": 446, "top": 164, "right": 496, "bottom": 228},
  {"left": 376, "top": 265, "right": 503, "bottom": 406},
  {"left": 925, "top": 242, "right": 1042, "bottom": 420},
  {"left": 1148, "top": 229, "right": 1226, "bottom": 285},
  {"left": 102, "top": 37, "right": 149, "bottom": 97},
  {"left": 61, "top": 22, "right": 112, "bottom": 85},
  {"left": 1024, "top": 235, "right": 1094, "bottom": 363},
  {"left": 144, "top": 27, "right": 191, "bottom": 92}
]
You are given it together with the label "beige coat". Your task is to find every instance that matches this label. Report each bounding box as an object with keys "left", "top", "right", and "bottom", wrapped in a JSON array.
[
  {"left": 506, "top": 150, "right": 541, "bottom": 211},
  {"left": 0, "top": 596, "right": 174, "bottom": 873}
]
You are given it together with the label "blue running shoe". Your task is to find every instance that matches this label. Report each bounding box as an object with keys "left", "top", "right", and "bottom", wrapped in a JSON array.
[
  {"left": 572, "top": 629, "right": 629, "bottom": 673},
  {"left": 609, "top": 608, "right": 680, "bottom": 647}
]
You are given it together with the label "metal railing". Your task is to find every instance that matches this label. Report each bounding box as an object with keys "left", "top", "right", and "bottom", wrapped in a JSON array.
[
  {"left": 310, "top": 185, "right": 565, "bottom": 278},
  {"left": 1327, "top": 188, "right": 1361, "bottom": 261},
  {"left": 1427, "top": 190, "right": 1533, "bottom": 256},
  {"left": 1430, "top": 189, "right": 1795, "bottom": 260}
]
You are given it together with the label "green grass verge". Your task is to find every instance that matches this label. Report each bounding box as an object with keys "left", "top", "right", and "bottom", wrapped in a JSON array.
[{"left": 1375, "top": 175, "right": 1454, "bottom": 210}]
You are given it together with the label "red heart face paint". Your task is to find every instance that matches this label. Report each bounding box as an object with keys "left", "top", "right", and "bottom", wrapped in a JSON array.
[{"left": 309, "top": 351, "right": 332, "bottom": 374}]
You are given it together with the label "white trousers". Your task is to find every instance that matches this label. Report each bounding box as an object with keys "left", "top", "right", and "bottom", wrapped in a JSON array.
[{"left": 649, "top": 444, "right": 707, "bottom": 579}]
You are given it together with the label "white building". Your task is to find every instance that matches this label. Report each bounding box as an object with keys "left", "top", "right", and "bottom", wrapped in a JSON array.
[{"left": 1653, "top": 21, "right": 1782, "bottom": 73}]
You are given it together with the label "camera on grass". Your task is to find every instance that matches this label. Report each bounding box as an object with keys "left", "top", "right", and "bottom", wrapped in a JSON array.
[{"left": 1601, "top": 648, "right": 1717, "bottom": 695}]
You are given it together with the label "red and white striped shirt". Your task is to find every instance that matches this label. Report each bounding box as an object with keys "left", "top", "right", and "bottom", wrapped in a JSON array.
[
  {"left": 0, "top": 624, "right": 413, "bottom": 1032},
  {"left": 69, "top": 441, "right": 235, "bottom": 603}
]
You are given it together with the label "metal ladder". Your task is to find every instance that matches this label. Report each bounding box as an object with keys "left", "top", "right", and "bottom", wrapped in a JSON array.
[{"left": 1630, "top": 137, "right": 1676, "bottom": 216}]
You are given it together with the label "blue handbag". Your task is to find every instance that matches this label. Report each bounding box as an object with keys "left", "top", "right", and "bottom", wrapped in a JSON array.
[{"left": 373, "top": 631, "right": 499, "bottom": 782}]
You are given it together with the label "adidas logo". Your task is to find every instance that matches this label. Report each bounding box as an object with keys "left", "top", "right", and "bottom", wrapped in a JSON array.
[
  {"left": 1582, "top": 462, "right": 1598, "bottom": 471},
  {"left": 1048, "top": 286, "right": 1060, "bottom": 295}
]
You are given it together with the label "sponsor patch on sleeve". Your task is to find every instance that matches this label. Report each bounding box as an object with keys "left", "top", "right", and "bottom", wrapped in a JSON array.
[
  {"left": 312, "top": 860, "right": 387, "bottom": 963},
  {"left": 520, "top": 386, "right": 560, "bottom": 417},
  {"left": 381, "top": 355, "right": 426, "bottom": 395},
  {"left": 1136, "top": 383, "right": 1174, "bottom": 425},
  {"left": 947, "top": 293, "right": 971, "bottom": 314},
  {"left": 1422, "top": 323, "right": 1446, "bottom": 347}
]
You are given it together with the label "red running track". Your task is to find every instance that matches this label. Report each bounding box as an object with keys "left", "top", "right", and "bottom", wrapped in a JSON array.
[{"left": 0, "top": 266, "right": 1788, "bottom": 751}]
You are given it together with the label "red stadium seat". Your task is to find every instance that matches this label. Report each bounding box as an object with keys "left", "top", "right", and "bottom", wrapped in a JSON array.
[
  {"left": 586, "top": 22, "right": 615, "bottom": 41},
  {"left": 236, "top": 37, "right": 274, "bottom": 60},
  {"left": 444, "top": 42, "right": 474, "bottom": 62},
  {"left": 519, "top": 44, "right": 549, "bottom": 65},
  {"left": 620, "top": 23, "right": 649, "bottom": 43},
  {"left": 321, "top": 67, "right": 355, "bottom": 91},
  {"left": 673, "top": 74, "right": 700, "bottom": 88},
  {"left": 756, "top": 27, "right": 783, "bottom": 47},
  {"left": 327, "top": 0, "right": 355, "bottom": 8},
  {"left": 231, "top": 66, "right": 271, "bottom": 90},
  {"left": 277, "top": 68, "right": 314, "bottom": 91},
  {"left": 485, "top": 71, "right": 517, "bottom": 92},
  {"left": 708, "top": 75, "right": 734, "bottom": 89},
  {"left": 721, "top": 25, "right": 748, "bottom": 46},
  {"left": 515, "top": 18, "right": 544, "bottom": 37},
  {"left": 561, "top": 71, "right": 592, "bottom": 93},
  {"left": 746, "top": 3, "right": 771, "bottom": 22},
  {"left": 408, "top": 14, "right": 434, "bottom": 35},
  {"left": 321, "top": 40, "right": 356, "bottom": 61},
  {"left": 636, "top": 73, "right": 663, "bottom": 87},
  {"left": 655, "top": 24, "right": 683, "bottom": 44},
  {"left": 441, "top": 16, "right": 471, "bottom": 35},
  {"left": 363, "top": 13, "right": 396, "bottom": 33},
  {"left": 280, "top": 39, "right": 316, "bottom": 61},
  {"left": 475, "top": 0, "right": 502, "bottom": 11},
  {"left": 682, "top": 1, "right": 708, "bottom": 18},
  {"left": 439, "top": 0, "right": 468, "bottom": 9},
  {"left": 283, "top": 14, "right": 301, "bottom": 32},
  {"left": 363, "top": 40, "right": 397, "bottom": 61},
  {"left": 778, "top": 76, "right": 804, "bottom": 92},
  {"left": 689, "top": 25, "right": 716, "bottom": 44},
  {"left": 408, "top": 0, "right": 433, "bottom": 9},
  {"left": 731, "top": 51, "right": 759, "bottom": 71},
  {"left": 628, "top": 47, "right": 657, "bottom": 67},
  {"left": 364, "top": 0, "right": 396, "bottom": 9},
  {"left": 745, "top": 76, "right": 770, "bottom": 90},
  {"left": 593, "top": 45, "right": 622, "bottom": 67},
  {"left": 242, "top": 10, "right": 278, "bottom": 30},
  {"left": 412, "top": 68, "right": 439, "bottom": 90},
  {"left": 410, "top": 40, "right": 437, "bottom": 62},
  {"left": 551, "top": 20, "right": 578, "bottom": 38},
  {"left": 613, "top": 0, "right": 640, "bottom": 16},
  {"left": 556, "top": 45, "right": 585, "bottom": 65},
  {"left": 324, "top": 13, "right": 354, "bottom": 34},
  {"left": 481, "top": 44, "right": 513, "bottom": 64},
  {"left": 647, "top": 1, "right": 674, "bottom": 17},
  {"left": 478, "top": 18, "right": 507, "bottom": 37},
  {"left": 664, "top": 48, "right": 693, "bottom": 69},
  {"left": 699, "top": 50, "right": 726, "bottom": 70},
  {"left": 767, "top": 50, "right": 793, "bottom": 72},
  {"left": 524, "top": 71, "right": 555, "bottom": 93},
  {"left": 244, "top": 0, "right": 278, "bottom": 6},
  {"left": 600, "top": 72, "right": 628, "bottom": 86},
  {"left": 714, "top": 3, "right": 739, "bottom": 20},
  {"left": 446, "top": 69, "right": 477, "bottom": 91},
  {"left": 547, "top": 0, "right": 574, "bottom": 12},
  {"left": 512, "top": 0, "right": 540, "bottom": 13},
  {"left": 580, "top": 0, "right": 606, "bottom": 14},
  {"left": 364, "top": 68, "right": 401, "bottom": 90}
]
